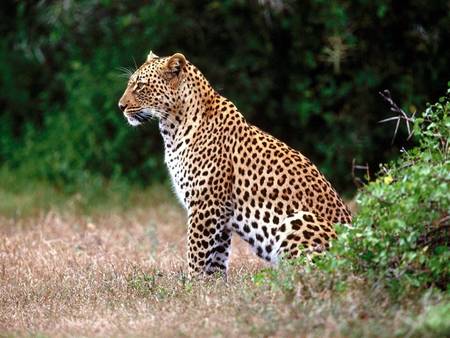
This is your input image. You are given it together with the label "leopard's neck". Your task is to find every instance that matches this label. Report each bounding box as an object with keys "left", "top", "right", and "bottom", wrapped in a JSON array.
[
  {"left": 158, "top": 73, "right": 220, "bottom": 208},
  {"left": 158, "top": 71, "right": 218, "bottom": 151}
]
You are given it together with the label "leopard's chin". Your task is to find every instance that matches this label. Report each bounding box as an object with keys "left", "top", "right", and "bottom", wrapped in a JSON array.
[
  {"left": 125, "top": 109, "right": 154, "bottom": 127},
  {"left": 125, "top": 114, "right": 142, "bottom": 127}
]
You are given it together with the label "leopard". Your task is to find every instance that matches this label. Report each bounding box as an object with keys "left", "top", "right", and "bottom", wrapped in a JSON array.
[{"left": 118, "top": 51, "right": 352, "bottom": 277}]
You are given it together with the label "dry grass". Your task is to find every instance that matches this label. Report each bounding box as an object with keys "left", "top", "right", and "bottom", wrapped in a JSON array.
[{"left": 0, "top": 189, "right": 447, "bottom": 337}]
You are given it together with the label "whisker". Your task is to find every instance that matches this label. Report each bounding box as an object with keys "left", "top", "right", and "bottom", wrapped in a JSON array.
[
  {"left": 132, "top": 56, "right": 138, "bottom": 71},
  {"left": 115, "top": 66, "right": 135, "bottom": 78},
  {"left": 135, "top": 107, "right": 177, "bottom": 126}
]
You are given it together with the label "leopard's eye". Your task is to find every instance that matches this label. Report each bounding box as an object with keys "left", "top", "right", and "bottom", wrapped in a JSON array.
[{"left": 135, "top": 81, "right": 146, "bottom": 91}]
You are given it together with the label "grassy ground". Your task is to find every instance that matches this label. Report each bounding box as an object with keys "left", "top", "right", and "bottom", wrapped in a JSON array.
[{"left": 0, "top": 186, "right": 448, "bottom": 337}]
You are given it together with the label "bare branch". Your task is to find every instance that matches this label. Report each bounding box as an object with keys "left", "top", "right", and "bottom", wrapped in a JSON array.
[
  {"left": 378, "top": 90, "right": 416, "bottom": 143},
  {"left": 351, "top": 159, "right": 370, "bottom": 188}
]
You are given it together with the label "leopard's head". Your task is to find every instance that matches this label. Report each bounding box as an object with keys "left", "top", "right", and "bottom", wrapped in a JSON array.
[{"left": 118, "top": 51, "right": 187, "bottom": 126}]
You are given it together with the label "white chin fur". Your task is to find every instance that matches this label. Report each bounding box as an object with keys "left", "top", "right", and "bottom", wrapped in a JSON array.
[{"left": 126, "top": 115, "right": 141, "bottom": 127}]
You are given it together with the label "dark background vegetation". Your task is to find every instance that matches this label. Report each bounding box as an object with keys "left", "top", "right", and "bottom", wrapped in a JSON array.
[{"left": 1, "top": 0, "right": 449, "bottom": 194}]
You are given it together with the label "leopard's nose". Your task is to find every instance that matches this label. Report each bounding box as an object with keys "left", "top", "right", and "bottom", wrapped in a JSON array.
[{"left": 118, "top": 102, "right": 127, "bottom": 112}]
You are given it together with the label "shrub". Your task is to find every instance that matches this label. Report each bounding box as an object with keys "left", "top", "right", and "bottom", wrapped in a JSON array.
[
  {"left": 323, "top": 84, "right": 450, "bottom": 292},
  {"left": 412, "top": 302, "right": 450, "bottom": 337}
]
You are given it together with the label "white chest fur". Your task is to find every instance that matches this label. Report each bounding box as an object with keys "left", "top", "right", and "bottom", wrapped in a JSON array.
[
  {"left": 164, "top": 144, "right": 189, "bottom": 209},
  {"left": 159, "top": 120, "right": 198, "bottom": 210}
]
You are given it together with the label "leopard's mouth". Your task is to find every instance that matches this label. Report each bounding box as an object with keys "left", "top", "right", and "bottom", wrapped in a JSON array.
[{"left": 124, "top": 109, "right": 152, "bottom": 127}]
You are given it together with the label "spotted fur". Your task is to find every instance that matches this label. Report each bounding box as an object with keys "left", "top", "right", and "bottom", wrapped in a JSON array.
[{"left": 118, "top": 52, "right": 352, "bottom": 277}]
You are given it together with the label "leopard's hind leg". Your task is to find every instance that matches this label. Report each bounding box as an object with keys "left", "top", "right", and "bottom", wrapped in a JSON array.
[{"left": 275, "top": 211, "right": 338, "bottom": 261}]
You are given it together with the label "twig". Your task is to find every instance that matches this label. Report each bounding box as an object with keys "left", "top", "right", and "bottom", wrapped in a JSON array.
[
  {"left": 351, "top": 159, "right": 370, "bottom": 188},
  {"left": 378, "top": 90, "right": 416, "bottom": 143}
]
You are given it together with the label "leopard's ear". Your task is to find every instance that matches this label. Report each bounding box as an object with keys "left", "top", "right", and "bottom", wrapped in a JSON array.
[
  {"left": 147, "top": 50, "right": 159, "bottom": 62},
  {"left": 165, "top": 53, "right": 186, "bottom": 76}
]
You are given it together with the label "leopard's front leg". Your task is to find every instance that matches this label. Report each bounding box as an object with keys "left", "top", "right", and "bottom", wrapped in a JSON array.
[{"left": 187, "top": 200, "right": 232, "bottom": 277}]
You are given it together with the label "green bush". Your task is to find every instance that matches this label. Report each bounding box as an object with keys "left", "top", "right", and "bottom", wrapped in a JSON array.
[
  {"left": 323, "top": 85, "right": 450, "bottom": 292},
  {"left": 413, "top": 302, "right": 450, "bottom": 337}
]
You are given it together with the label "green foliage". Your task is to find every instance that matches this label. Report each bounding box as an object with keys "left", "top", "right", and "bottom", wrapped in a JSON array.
[
  {"left": 127, "top": 270, "right": 166, "bottom": 298},
  {"left": 321, "top": 86, "right": 450, "bottom": 292},
  {"left": 412, "top": 302, "right": 450, "bottom": 337},
  {"left": 1, "top": 1, "right": 449, "bottom": 192},
  {"left": 253, "top": 257, "right": 349, "bottom": 304}
]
